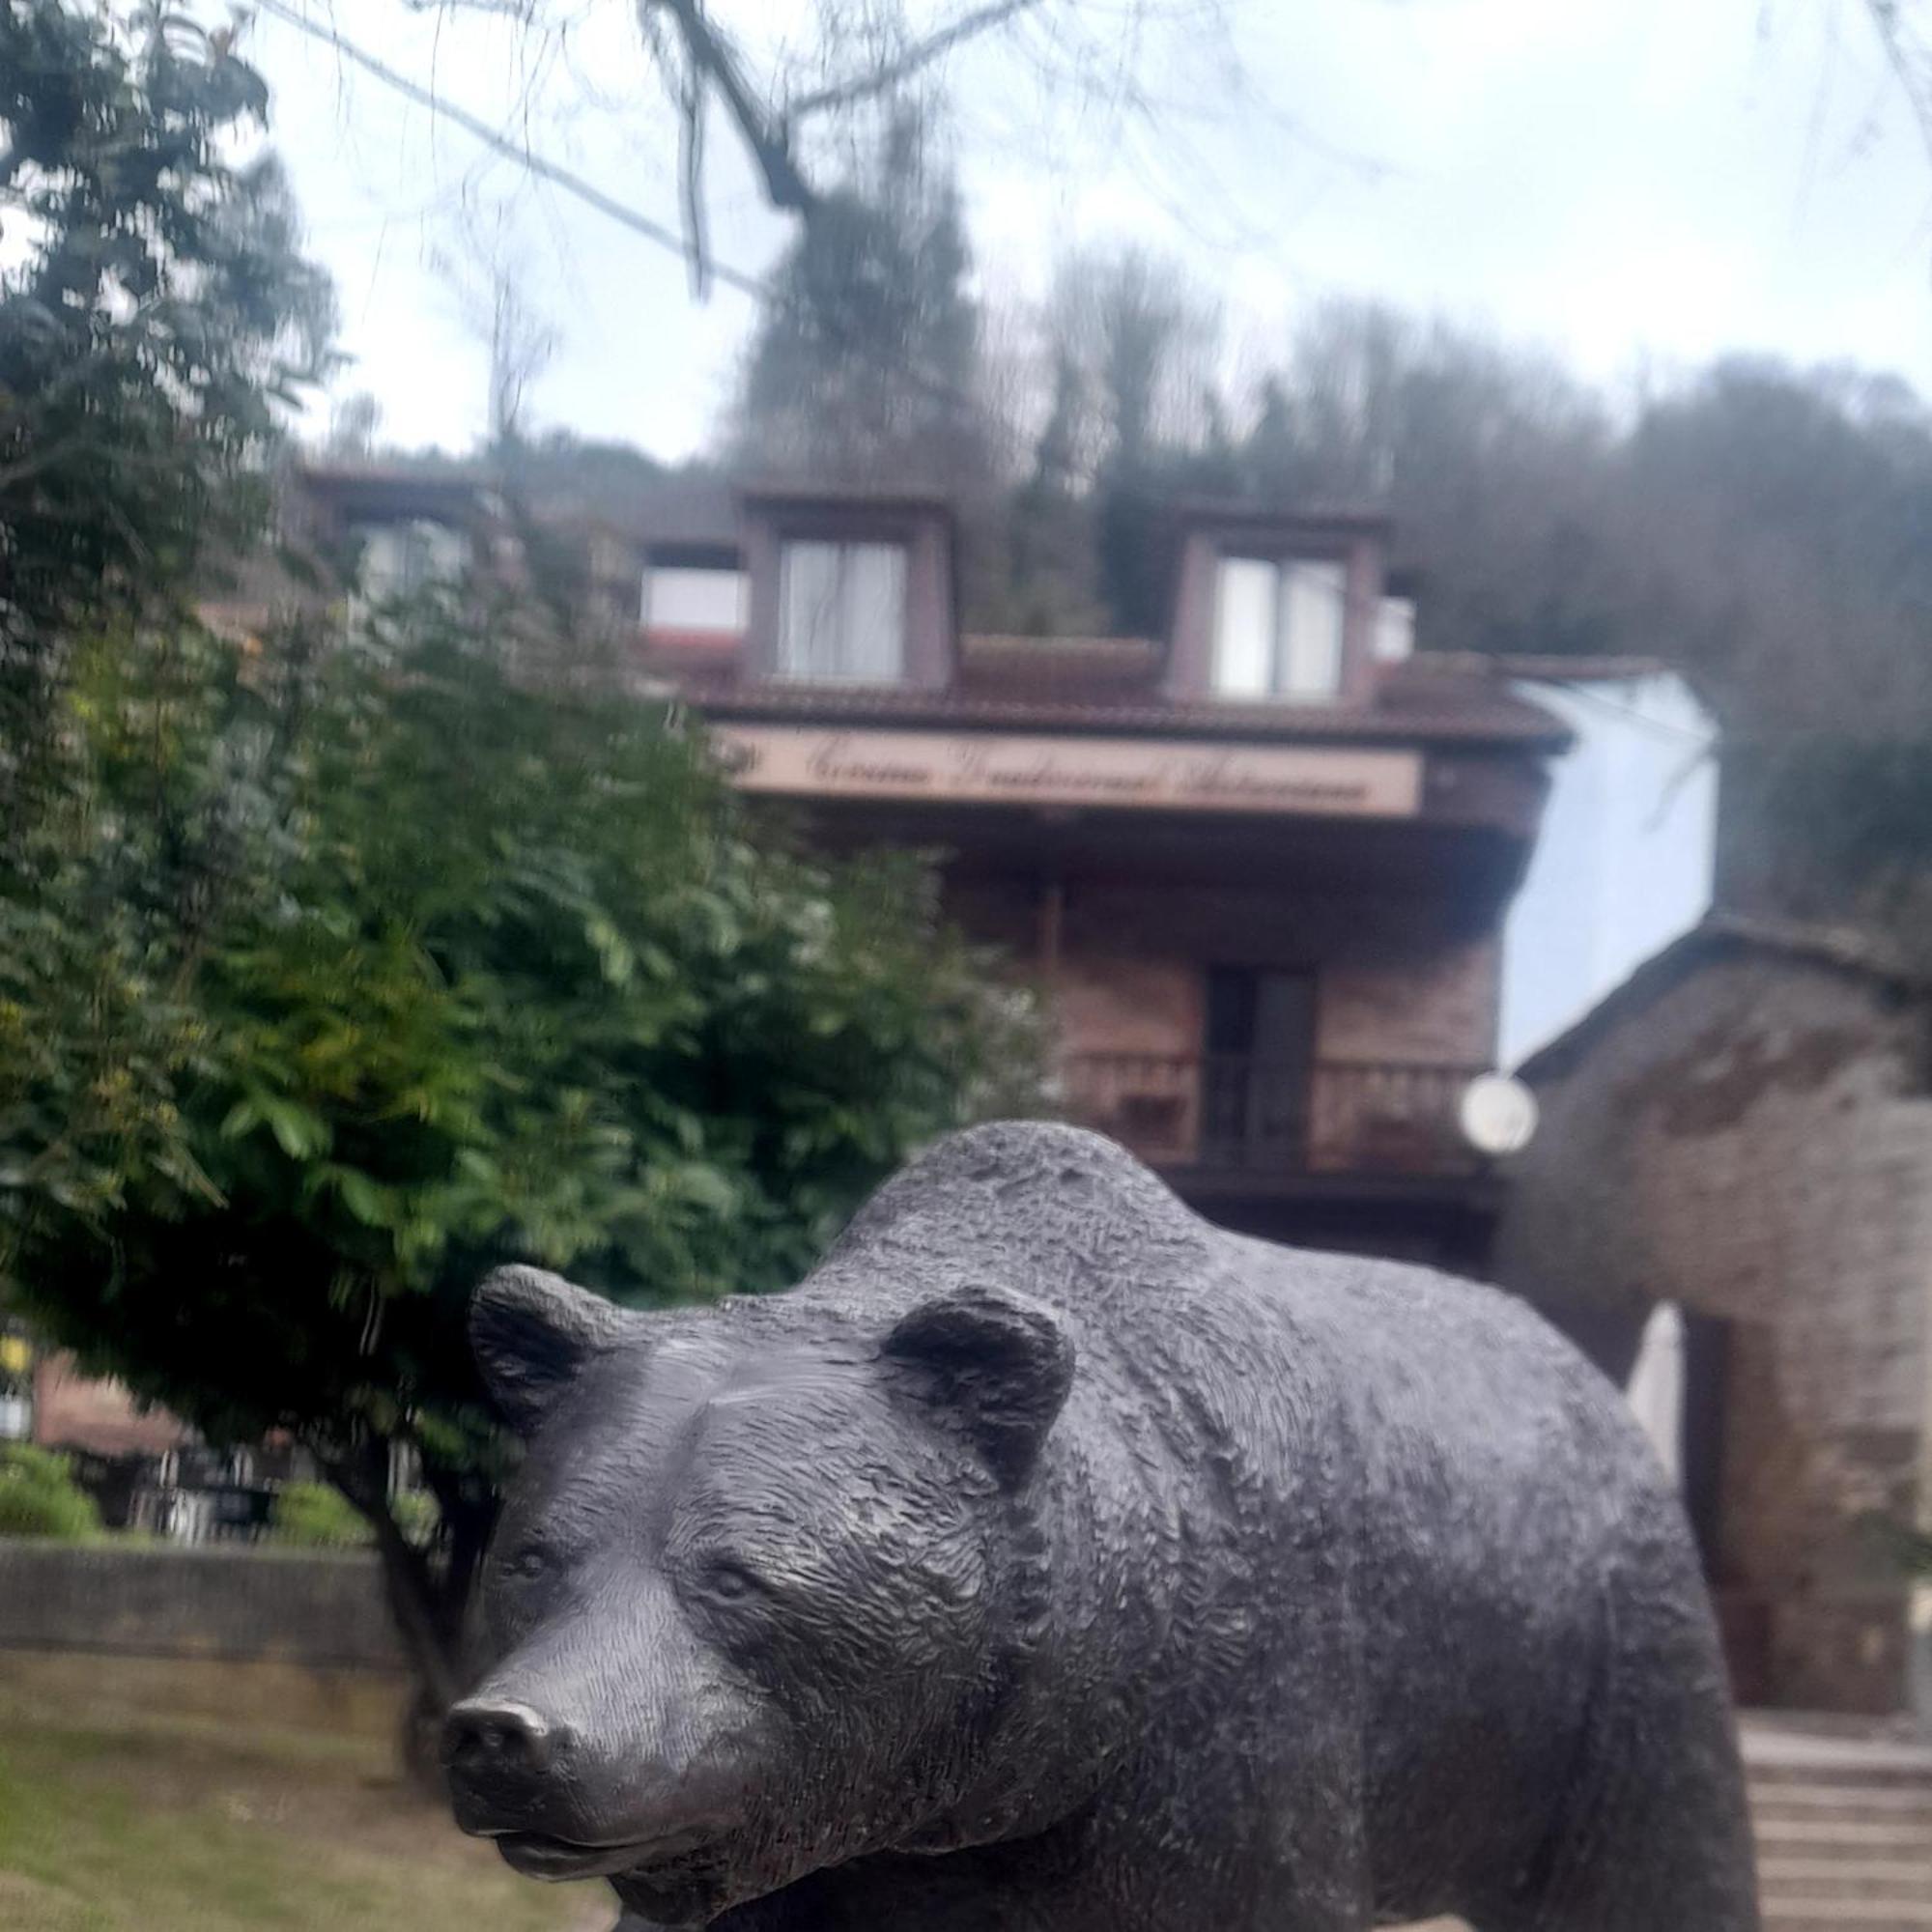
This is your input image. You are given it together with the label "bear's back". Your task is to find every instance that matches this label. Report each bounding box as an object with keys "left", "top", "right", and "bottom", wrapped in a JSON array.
[{"left": 817, "top": 1120, "right": 1666, "bottom": 1595}]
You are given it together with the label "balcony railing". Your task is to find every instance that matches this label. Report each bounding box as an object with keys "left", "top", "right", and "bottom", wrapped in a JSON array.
[{"left": 1059, "top": 1054, "right": 1484, "bottom": 1179}]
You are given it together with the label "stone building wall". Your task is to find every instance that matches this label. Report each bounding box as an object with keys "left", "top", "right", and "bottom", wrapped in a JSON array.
[{"left": 1496, "top": 939, "right": 1932, "bottom": 1713}]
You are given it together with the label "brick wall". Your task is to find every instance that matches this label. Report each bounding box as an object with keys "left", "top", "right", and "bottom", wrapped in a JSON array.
[
  {"left": 1054, "top": 951, "right": 1202, "bottom": 1060},
  {"left": 1317, "top": 938, "right": 1498, "bottom": 1067},
  {"left": 1496, "top": 950, "right": 1932, "bottom": 1714},
  {"left": 33, "top": 1353, "right": 191, "bottom": 1458},
  {"left": 1047, "top": 883, "right": 1498, "bottom": 1071}
]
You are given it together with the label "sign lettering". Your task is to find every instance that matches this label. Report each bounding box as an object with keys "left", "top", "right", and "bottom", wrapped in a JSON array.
[{"left": 712, "top": 726, "right": 1422, "bottom": 819}]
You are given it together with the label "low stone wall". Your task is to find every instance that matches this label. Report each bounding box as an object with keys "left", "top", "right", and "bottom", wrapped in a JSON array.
[{"left": 0, "top": 1539, "right": 405, "bottom": 1671}]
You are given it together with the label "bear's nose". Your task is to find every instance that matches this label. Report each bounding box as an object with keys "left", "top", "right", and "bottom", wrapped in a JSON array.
[{"left": 443, "top": 1698, "right": 572, "bottom": 1784}]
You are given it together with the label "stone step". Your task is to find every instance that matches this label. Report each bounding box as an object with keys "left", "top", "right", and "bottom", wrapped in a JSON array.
[
  {"left": 1757, "top": 1855, "right": 1932, "bottom": 1901},
  {"left": 1762, "top": 1777, "right": 1932, "bottom": 1808},
  {"left": 1764, "top": 1909, "right": 1932, "bottom": 1932},
  {"left": 1757, "top": 1814, "right": 1932, "bottom": 1853},
  {"left": 1745, "top": 1736, "right": 1932, "bottom": 1787},
  {"left": 1747, "top": 1723, "right": 1932, "bottom": 1927}
]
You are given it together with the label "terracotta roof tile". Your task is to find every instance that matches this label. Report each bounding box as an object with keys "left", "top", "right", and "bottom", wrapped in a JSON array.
[{"left": 694, "top": 676, "right": 1570, "bottom": 750}]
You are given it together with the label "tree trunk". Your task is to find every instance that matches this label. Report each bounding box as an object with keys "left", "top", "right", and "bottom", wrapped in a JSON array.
[{"left": 322, "top": 1436, "right": 497, "bottom": 1791}]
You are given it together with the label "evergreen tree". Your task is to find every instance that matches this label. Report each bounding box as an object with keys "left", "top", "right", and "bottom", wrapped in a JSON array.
[
  {"left": 1006, "top": 347, "right": 1101, "bottom": 633},
  {"left": 730, "top": 104, "right": 986, "bottom": 485}
]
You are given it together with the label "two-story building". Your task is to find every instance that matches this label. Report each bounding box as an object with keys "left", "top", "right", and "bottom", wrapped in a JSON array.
[
  {"left": 545, "top": 476, "right": 1564, "bottom": 1271},
  {"left": 271, "top": 462, "right": 1568, "bottom": 1268}
]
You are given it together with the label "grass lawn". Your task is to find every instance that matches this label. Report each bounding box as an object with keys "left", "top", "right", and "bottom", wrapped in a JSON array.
[
  {"left": 0, "top": 1663, "right": 1481, "bottom": 1932},
  {"left": 0, "top": 1675, "right": 609, "bottom": 1932}
]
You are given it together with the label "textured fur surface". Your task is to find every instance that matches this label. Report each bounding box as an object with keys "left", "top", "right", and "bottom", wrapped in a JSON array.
[{"left": 444, "top": 1122, "right": 1759, "bottom": 1931}]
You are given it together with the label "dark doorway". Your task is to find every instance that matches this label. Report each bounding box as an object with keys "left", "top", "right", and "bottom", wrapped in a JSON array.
[{"left": 1202, "top": 967, "right": 1316, "bottom": 1167}]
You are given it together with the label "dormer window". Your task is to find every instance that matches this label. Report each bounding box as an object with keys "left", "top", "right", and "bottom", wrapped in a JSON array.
[
  {"left": 643, "top": 547, "right": 748, "bottom": 639},
  {"left": 356, "top": 520, "right": 470, "bottom": 602},
  {"left": 778, "top": 539, "right": 908, "bottom": 684},
  {"left": 1210, "top": 555, "right": 1348, "bottom": 702}
]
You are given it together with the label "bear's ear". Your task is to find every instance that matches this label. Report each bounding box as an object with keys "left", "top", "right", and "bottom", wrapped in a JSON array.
[
  {"left": 470, "top": 1265, "right": 631, "bottom": 1435},
  {"left": 883, "top": 1285, "right": 1075, "bottom": 1490}
]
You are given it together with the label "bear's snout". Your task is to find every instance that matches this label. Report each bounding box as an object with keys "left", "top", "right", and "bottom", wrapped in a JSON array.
[
  {"left": 441, "top": 1670, "right": 761, "bottom": 1877},
  {"left": 444, "top": 1697, "right": 571, "bottom": 1793}
]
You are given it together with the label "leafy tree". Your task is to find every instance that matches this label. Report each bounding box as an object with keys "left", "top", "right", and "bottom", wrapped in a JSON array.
[
  {"left": 0, "top": 0, "right": 334, "bottom": 821},
  {"left": 0, "top": 599, "right": 1036, "bottom": 1726}
]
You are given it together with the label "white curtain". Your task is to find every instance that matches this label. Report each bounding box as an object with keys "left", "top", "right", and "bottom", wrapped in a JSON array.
[
  {"left": 841, "top": 543, "right": 907, "bottom": 682},
  {"left": 1211, "top": 556, "right": 1347, "bottom": 700},
  {"left": 1281, "top": 560, "right": 1347, "bottom": 699},
  {"left": 1211, "top": 558, "right": 1279, "bottom": 696},
  {"left": 779, "top": 541, "right": 906, "bottom": 682},
  {"left": 779, "top": 540, "right": 842, "bottom": 676}
]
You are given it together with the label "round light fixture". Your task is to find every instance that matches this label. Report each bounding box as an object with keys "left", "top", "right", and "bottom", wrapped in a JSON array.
[{"left": 1459, "top": 1073, "right": 1540, "bottom": 1157}]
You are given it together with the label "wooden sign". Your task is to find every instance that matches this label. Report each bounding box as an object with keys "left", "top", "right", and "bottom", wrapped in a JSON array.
[{"left": 711, "top": 725, "right": 1422, "bottom": 818}]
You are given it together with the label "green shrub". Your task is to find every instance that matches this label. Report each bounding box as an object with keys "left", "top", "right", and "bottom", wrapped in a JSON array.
[
  {"left": 0, "top": 1444, "right": 100, "bottom": 1540},
  {"left": 270, "top": 1481, "right": 372, "bottom": 1549}
]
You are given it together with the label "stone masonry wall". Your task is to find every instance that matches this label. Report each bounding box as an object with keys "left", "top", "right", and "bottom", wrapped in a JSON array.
[{"left": 1497, "top": 952, "right": 1932, "bottom": 1714}]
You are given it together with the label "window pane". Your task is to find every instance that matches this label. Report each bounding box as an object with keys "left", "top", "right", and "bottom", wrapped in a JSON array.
[
  {"left": 647, "top": 566, "right": 747, "bottom": 633},
  {"left": 1212, "top": 558, "right": 1278, "bottom": 696},
  {"left": 1281, "top": 560, "right": 1347, "bottom": 699},
  {"left": 779, "top": 541, "right": 843, "bottom": 677},
  {"left": 778, "top": 540, "right": 907, "bottom": 682},
  {"left": 838, "top": 543, "right": 907, "bottom": 682},
  {"left": 356, "top": 521, "right": 468, "bottom": 601}
]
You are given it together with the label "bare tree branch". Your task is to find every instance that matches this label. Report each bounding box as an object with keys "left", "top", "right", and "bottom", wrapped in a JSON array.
[
  {"left": 678, "top": 50, "right": 712, "bottom": 294},
  {"left": 636, "top": 0, "right": 817, "bottom": 213},
  {"left": 249, "top": 0, "right": 768, "bottom": 297},
  {"left": 399, "top": 0, "right": 541, "bottom": 16},
  {"left": 784, "top": 0, "right": 1044, "bottom": 122},
  {"left": 1864, "top": 0, "right": 1932, "bottom": 167}
]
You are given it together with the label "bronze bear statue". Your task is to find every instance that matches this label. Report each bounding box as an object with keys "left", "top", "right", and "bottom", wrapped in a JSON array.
[{"left": 445, "top": 1122, "right": 1758, "bottom": 1931}]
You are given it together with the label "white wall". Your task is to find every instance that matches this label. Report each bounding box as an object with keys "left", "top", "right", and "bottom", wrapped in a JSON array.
[{"left": 1500, "top": 673, "right": 1718, "bottom": 1067}]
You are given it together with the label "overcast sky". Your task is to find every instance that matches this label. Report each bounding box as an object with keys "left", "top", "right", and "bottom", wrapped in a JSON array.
[{"left": 242, "top": 0, "right": 1932, "bottom": 461}]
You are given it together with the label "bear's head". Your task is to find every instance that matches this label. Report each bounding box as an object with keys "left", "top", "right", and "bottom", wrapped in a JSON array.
[{"left": 442, "top": 1264, "right": 1076, "bottom": 1926}]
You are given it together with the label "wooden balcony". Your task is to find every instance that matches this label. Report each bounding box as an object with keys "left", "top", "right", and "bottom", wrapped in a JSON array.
[{"left": 1059, "top": 1054, "right": 1485, "bottom": 1179}]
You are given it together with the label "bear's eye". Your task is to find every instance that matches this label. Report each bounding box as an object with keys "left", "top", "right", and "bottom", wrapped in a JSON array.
[
  {"left": 701, "top": 1558, "right": 768, "bottom": 1604},
  {"left": 504, "top": 1544, "right": 553, "bottom": 1583}
]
